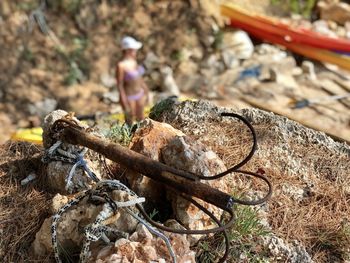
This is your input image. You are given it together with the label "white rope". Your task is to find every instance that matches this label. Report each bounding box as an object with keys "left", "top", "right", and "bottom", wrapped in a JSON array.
[
  {"left": 48, "top": 140, "right": 62, "bottom": 156},
  {"left": 114, "top": 197, "right": 145, "bottom": 207},
  {"left": 52, "top": 179, "right": 176, "bottom": 263}
]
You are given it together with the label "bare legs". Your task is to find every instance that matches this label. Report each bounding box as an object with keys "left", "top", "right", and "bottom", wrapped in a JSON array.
[
  {"left": 135, "top": 95, "right": 146, "bottom": 121},
  {"left": 123, "top": 95, "right": 146, "bottom": 125}
]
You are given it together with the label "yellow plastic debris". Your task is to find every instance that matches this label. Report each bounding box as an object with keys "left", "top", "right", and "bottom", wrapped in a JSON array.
[
  {"left": 11, "top": 127, "right": 43, "bottom": 145},
  {"left": 10, "top": 97, "right": 196, "bottom": 144}
]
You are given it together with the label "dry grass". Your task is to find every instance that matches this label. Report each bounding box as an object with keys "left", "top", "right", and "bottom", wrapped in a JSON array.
[
  {"left": 0, "top": 141, "right": 53, "bottom": 262},
  {"left": 0, "top": 112, "right": 349, "bottom": 262},
  {"left": 169, "top": 116, "right": 350, "bottom": 262},
  {"left": 267, "top": 167, "right": 350, "bottom": 260}
]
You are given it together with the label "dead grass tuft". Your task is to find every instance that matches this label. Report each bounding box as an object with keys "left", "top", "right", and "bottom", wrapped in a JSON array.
[{"left": 0, "top": 141, "right": 53, "bottom": 262}]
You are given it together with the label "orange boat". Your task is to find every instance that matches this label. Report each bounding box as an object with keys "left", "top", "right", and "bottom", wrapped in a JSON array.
[{"left": 221, "top": 4, "right": 350, "bottom": 70}]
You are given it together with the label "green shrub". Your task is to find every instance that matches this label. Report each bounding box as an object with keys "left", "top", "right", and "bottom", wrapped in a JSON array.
[
  {"left": 197, "top": 204, "right": 269, "bottom": 262},
  {"left": 271, "top": 0, "right": 317, "bottom": 18}
]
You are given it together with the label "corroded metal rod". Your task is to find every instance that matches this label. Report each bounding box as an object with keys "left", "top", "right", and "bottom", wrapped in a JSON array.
[{"left": 56, "top": 124, "right": 235, "bottom": 211}]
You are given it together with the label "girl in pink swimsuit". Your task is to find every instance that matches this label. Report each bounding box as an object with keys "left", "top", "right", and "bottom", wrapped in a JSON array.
[{"left": 116, "top": 36, "right": 149, "bottom": 125}]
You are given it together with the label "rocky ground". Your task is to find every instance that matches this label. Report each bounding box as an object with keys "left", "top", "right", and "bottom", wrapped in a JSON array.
[
  {"left": 1, "top": 0, "right": 350, "bottom": 262},
  {"left": 0, "top": 100, "right": 349, "bottom": 263}
]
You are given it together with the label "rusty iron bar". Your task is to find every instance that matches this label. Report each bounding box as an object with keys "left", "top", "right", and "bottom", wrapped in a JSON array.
[{"left": 54, "top": 120, "right": 235, "bottom": 211}]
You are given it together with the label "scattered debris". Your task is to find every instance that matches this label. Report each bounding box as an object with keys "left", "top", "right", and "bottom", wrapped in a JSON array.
[
  {"left": 20, "top": 172, "right": 37, "bottom": 185},
  {"left": 292, "top": 92, "right": 350, "bottom": 109}
]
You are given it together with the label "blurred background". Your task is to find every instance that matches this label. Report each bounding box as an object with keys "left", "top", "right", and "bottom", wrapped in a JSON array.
[{"left": 0, "top": 0, "right": 349, "bottom": 144}]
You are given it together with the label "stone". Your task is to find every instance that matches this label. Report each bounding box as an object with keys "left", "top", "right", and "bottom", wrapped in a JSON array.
[
  {"left": 129, "top": 224, "right": 153, "bottom": 243},
  {"left": 335, "top": 23, "right": 347, "bottom": 38},
  {"left": 51, "top": 194, "right": 69, "bottom": 213},
  {"left": 7, "top": 11, "right": 27, "bottom": 34},
  {"left": 318, "top": 1, "right": 350, "bottom": 25},
  {"left": 75, "top": 0, "right": 99, "bottom": 33},
  {"left": 312, "top": 20, "right": 338, "bottom": 38},
  {"left": 133, "top": 9, "right": 152, "bottom": 29},
  {"left": 177, "top": 60, "right": 198, "bottom": 76},
  {"left": 128, "top": 116, "right": 228, "bottom": 241},
  {"left": 115, "top": 240, "right": 136, "bottom": 262},
  {"left": 100, "top": 73, "right": 117, "bottom": 88},
  {"left": 274, "top": 70, "right": 299, "bottom": 89},
  {"left": 32, "top": 218, "right": 54, "bottom": 256},
  {"left": 150, "top": 99, "right": 221, "bottom": 127},
  {"left": 162, "top": 136, "right": 227, "bottom": 178},
  {"left": 127, "top": 116, "right": 228, "bottom": 241},
  {"left": 42, "top": 110, "right": 76, "bottom": 149},
  {"left": 149, "top": 70, "right": 162, "bottom": 86},
  {"left": 32, "top": 190, "right": 139, "bottom": 257},
  {"left": 152, "top": 92, "right": 178, "bottom": 104},
  {"left": 150, "top": 99, "right": 350, "bottom": 187},
  {"left": 161, "top": 136, "right": 228, "bottom": 236},
  {"left": 205, "top": 53, "right": 225, "bottom": 73},
  {"left": 0, "top": 1, "right": 11, "bottom": 17},
  {"left": 255, "top": 44, "right": 288, "bottom": 63},
  {"left": 46, "top": 160, "right": 90, "bottom": 194},
  {"left": 127, "top": 119, "right": 184, "bottom": 210},
  {"left": 301, "top": 61, "right": 317, "bottom": 81},
  {"left": 160, "top": 66, "right": 180, "bottom": 96},
  {"left": 199, "top": 0, "right": 224, "bottom": 26},
  {"left": 108, "top": 190, "right": 139, "bottom": 233},
  {"left": 175, "top": 59, "right": 201, "bottom": 94},
  {"left": 144, "top": 52, "right": 161, "bottom": 70},
  {"left": 186, "top": 46, "right": 204, "bottom": 61},
  {"left": 222, "top": 49, "right": 240, "bottom": 69},
  {"left": 129, "top": 118, "right": 185, "bottom": 164},
  {"left": 29, "top": 69, "right": 48, "bottom": 82},
  {"left": 198, "top": 68, "right": 240, "bottom": 99},
  {"left": 91, "top": 55, "right": 112, "bottom": 82},
  {"left": 91, "top": 221, "right": 195, "bottom": 263},
  {"left": 95, "top": 245, "right": 114, "bottom": 261},
  {"left": 97, "top": 0, "right": 109, "bottom": 20},
  {"left": 0, "top": 112, "right": 15, "bottom": 144},
  {"left": 28, "top": 98, "right": 58, "bottom": 119},
  {"left": 42, "top": 110, "right": 104, "bottom": 194},
  {"left": 221, "top": 30, "right": 254, "bottom": 60},
  {"left": 102, "top": 91, "right": 119, "bottom": 104},
  {"left": 32, "top": 202, "right": 98, "bottom": 257},
  {"left": 263, "top": 235, "right": 313, "bottom": 263},
  {"left": 175, "top": 73, "right": 203, "bottom": 93},
  {"left": 345, "top": 21, "right": 350, "bottom": 39}
]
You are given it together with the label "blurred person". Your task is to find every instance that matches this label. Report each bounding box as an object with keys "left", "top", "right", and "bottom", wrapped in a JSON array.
[{"left": 116, "top": 36, "right": 149, "bottom": 125}]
